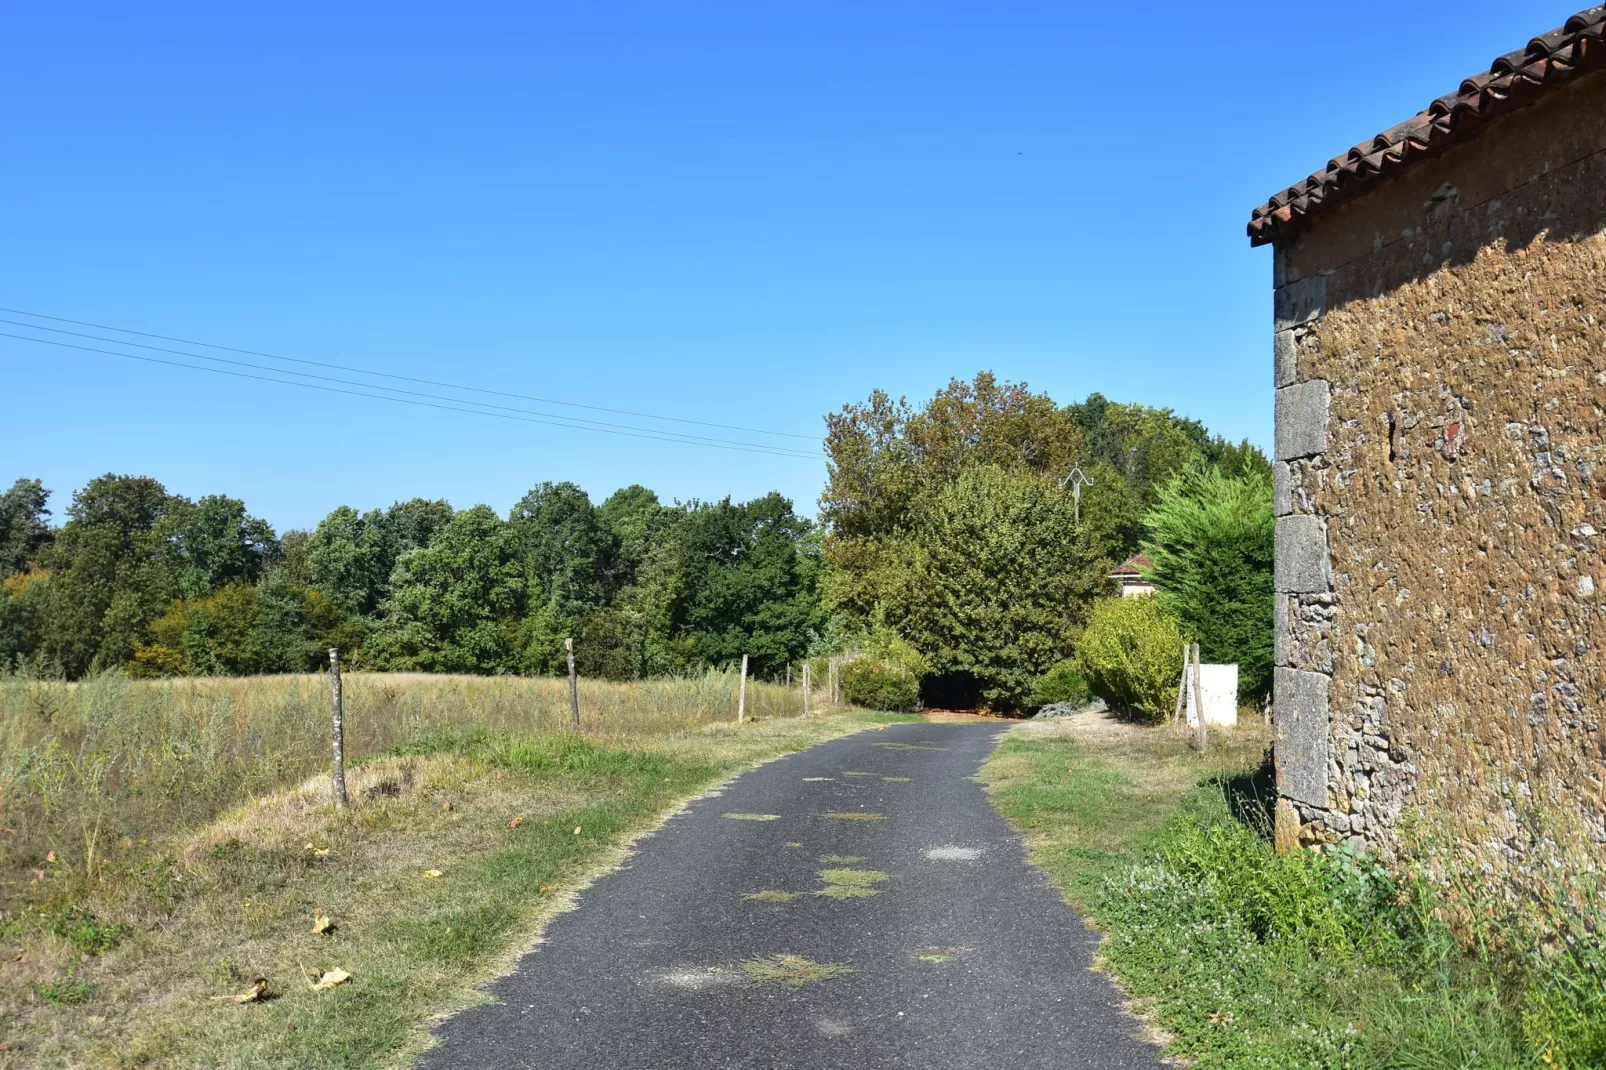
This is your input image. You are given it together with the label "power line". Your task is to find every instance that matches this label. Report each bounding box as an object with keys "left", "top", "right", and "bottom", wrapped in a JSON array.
[
  {"left": 0, "top": 306, "right": 819, "bottom": 442},
  {"left": 0, "top": 332, "right": 824, "bottom": 461},
  {"left": 0, "top": 319, "right": 821, "bottom": 457}
]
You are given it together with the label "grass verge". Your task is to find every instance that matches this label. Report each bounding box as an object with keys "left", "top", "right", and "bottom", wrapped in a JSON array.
[
  {"left": 3, "top": 706, "right": 910, "bottom": 1068},
  {"left": 981, "top": 710, "right": 1604, "bottom": 1069}
]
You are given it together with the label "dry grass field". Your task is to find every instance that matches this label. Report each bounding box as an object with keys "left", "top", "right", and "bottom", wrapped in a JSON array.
[{"left": 0, "top": 671, "right": 897, "bottom": 1068}]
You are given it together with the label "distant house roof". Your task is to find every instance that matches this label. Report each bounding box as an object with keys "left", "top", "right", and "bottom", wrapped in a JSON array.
[
  {"left": 1110, "top": 553, "right": 1153, "bottom": 578},
  {"left": 1247, "top": 7, "right": 1606, "bottom": 247}
]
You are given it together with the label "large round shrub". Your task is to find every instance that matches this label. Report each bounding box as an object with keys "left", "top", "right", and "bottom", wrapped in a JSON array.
[
  {"left": 1073, "top": 596, "right": 1187, "bottom": 722},
  {"left": 841, "top": 658, "right": 920, "bottom": 712}
]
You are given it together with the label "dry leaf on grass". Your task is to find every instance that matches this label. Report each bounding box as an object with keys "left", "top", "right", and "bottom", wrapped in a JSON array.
[
  {"left": 508, "top": 816, "right": 526, "bottom": 829},
  {"left": 210, "top": 978, "right": 269, "bottom": 1004},
  {"left": 420, "top": 869, "right": 443, "bottom": 879},
  {"left": 314, "top": 847, "right": 331, "bottom": 857},
  {"left": 442, "top": 800, "right": 453, "bottom": 812},
  {"left": 308, "top": 967, "right": 351, "bottom": 991},
  {"left": 572, "top": 826, "right": 582, "bottom": 836},
  {"left": 45, "top": 850, "right": 57, "bottom": 864},
  {"left": 311, "top": 909, "right": 333, "bottom": 935},
  {"left": 538, "top": 884, "right": 550, "bottom": 894}
]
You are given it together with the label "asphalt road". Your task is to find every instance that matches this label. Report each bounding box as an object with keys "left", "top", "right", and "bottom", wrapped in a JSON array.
[{"left": 420, "top": 720, "right": 1162, "bottom": 1069}]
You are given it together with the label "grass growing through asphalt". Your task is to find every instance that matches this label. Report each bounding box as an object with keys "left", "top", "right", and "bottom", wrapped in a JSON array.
[
  {"left": 739, "top": 954, "right": 854, "bottom": 987},
  {"left": 2, "top": 671, "right": 912, "bottom": 1069},
  {"left": 981, "top": 711, "right": 1597, "bottom": 1068}
]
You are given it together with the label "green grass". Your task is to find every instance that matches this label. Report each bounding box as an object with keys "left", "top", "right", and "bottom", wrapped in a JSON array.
[
  {"left": 1, "top": 670, "right": 915, "bottom": 1069},
  {"left": 739, "top": 954, "right": 854, "bottom": 987},
  {"left": 982, "top": 713, "right": 1605, "bottom": 1069}
]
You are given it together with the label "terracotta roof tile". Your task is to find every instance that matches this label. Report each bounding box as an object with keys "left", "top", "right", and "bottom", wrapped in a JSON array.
[
  {"left": 1248, "top": 7, "right": 1606, "bottom": 246},
  {"left": 1111, "top": 552, "right": 1154, "bottom": 577}
]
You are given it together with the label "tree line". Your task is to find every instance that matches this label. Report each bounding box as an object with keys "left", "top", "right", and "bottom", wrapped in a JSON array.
[
  {"left": 0, "top": 477, "right": 822, "bottom": 681},
  {"left": 1, "top": 372, "right": 1274, "bottom": 711}
]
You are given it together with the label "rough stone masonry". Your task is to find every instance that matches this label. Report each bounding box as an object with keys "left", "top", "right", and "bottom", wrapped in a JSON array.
[{"left": 1259, "top": 52, "right": 1606, "bottom": 875}]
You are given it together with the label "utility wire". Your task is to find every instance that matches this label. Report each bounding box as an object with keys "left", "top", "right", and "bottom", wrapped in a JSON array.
[
  {"left": 0, "top": 319, "right": 821, "bottom": 458},
  {"left": 0, "top": 332, "right": 824, "bottom": 460},
  {"left": 0, "top": 306, "right": 819, "bottom": 442}
]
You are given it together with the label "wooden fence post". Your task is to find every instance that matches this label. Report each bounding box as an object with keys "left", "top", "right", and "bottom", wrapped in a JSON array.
[
  {"left": 329, "top": 648, "right": 348, "bottom": 811},
  {"left": 737, "top": 654, "right": 749, "bottom": 723},
  {"left": 802, "top": 663, "right": 811, "bottom": 717},
  {"left": 1191, "top": 643, "right": 1208, "bottom": 751},
  {"left": 565, "top": 637, "right": 580, "bottom": 731},
  {"left": 1174, "top": 642, "right": 1189, "bottom": 724}
]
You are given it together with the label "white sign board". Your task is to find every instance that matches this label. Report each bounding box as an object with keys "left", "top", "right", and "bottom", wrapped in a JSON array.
[{"left": 1185, "top": 663, "right": 1238, "bottom": 727}]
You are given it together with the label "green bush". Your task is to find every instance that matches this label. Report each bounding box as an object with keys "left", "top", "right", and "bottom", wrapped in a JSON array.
[
  {"left": 840, "top": 627, "right": 925, "bottom": 712},
  {"left": 1073, "top": 596, "right": 1187, "bottom": 722},
  {"left": 841, "top": 659, "right": 920, "bottom": 712},
  {"left": 1028, "top": 658, "right": 1090, "bottom": 708}
]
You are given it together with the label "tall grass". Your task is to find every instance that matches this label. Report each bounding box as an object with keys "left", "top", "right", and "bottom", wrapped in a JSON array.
[{"left": 0, "top": 669, "right": 805, "bottom": 908}]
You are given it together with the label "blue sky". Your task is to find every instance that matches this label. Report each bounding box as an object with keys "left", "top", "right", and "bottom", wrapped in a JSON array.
[{"left": 1, "top": 1, "right": 1563, "bottom": 531}]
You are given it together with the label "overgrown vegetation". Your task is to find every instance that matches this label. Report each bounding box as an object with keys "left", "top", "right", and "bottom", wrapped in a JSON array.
[
  {"left": 1, "top": 672, "right": 906, "bottom": 1067},
  {"left": 822, "top": 373, "right": 1268, "bottom": 709},
  {"left": 984, "top": 714, "right": 1606, "bottom": 1068},
  {"left": 0, "top": 671, "right": 806, "bottom": 906}
]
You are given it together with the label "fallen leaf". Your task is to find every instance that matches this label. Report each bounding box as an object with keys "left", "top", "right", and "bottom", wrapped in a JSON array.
[
  {"left": 508, "top": 816, "right": 526, "bottom": 829},
  {"left": 420, "top": 869, "right": 443, "bottom": 879},
  {"left": 572, "top": 826, "right": 582, "bottom": 836},
  {"left": 304, "top": 842, "right": 314, "bottom": 850},
  {"left": 311, "top": 909, "right": 332, "bottom": 935},
  {"left": 210, "top": 978, "right": 269, "bottom": 1003},
  {"left": 45, "top": 850, "right": 57, "bottom": 864},
  {"left": 314, "top": 847, "right": 331, "bottom": 857},
  {"left": 308, "top": 968, "right": 351, "bottom": 992},
  {"left": 13, "top": 952, "right": 24, "bottom": 963},
  {"left": 538, "top": 884, "right": 550, "bottom": 894},
  {"left": 29, "top": 869, "right": 44, "bottom": 883},
  {"left": 441, "top": 800, "right": 453, "bottom": 812}
]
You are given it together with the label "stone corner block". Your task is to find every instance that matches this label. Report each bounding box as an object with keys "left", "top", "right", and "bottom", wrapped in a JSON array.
[
  {"left": 1275, "top": 379, "right": 1329, "bottom": 461},
  {"left": 1275, "top": 514, "right": 1330, "bottom": 593},
  {"left": 1273, "top": 593, "right": 1292, "bottom": 667},
  {"left": 1274, "top": 329, "right": 1298, "bottom": 389},
  {"left": 1274, "top": 667, "right": 1330, "bottom": 809},
  {"left": 1273, "top": 460, "right": 1292, "bottom": 516},
  {"left": 1274, "top": 274, "right": 1326, "bottom": 331}
]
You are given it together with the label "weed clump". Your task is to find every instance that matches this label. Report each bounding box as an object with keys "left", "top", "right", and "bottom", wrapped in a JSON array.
[
  {"left": 740, "top": 954, "right": 853, "bottom": 987},
  {"left": 813, "top": 867, "right": 889, "bottom": 900}
]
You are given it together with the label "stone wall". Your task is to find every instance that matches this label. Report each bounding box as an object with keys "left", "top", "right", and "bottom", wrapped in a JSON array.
[{"left": 1270, "top": 70, "right": 1606, "bottom": 870}]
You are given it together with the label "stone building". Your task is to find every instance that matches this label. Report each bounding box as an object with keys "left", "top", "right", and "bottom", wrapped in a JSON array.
[{"left": 1250, "top": 7, "right": 1606, "bottom": 866}]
